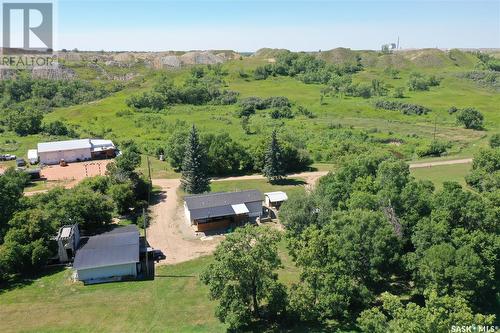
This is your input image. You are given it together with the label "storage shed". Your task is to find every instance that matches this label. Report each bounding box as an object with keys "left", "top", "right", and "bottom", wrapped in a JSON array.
[
  {"left": 264, "top": 191, "right": 288, "bottom": 209},
  {"left": 73, "top": 226, "right": 140, "bottom": 284},
  {"left": 184, "top": 190, "right": 263, "bottom": 232}
]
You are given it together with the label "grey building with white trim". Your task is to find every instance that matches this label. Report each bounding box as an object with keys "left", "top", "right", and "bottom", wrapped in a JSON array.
[
  {"left": 184, "top": 190, "right": 263, "bottom": 232},
  {"left": 73, "top": 226, "right": 140, "bottom": 283}
]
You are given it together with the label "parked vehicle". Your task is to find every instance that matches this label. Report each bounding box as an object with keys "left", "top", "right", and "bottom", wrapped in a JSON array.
[
  {"left": 151, "top": 249, "right": 166, "bottom": 262},
  {"left": 16, "top": 158, "right": 26, "bottom": 167},
  {"left": 24, "top": 168, "right": 41, "bottom": 180},
  {"left": 0, "top": 154, "right": 16, "bottom": 161}
]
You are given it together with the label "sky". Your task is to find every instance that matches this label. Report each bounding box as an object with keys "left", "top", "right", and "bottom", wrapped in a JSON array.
[{"left": 36, "top": 0, "right": 500, "bottom": 51}]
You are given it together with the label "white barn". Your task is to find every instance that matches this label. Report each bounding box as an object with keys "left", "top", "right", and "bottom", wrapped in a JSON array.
[
  {"left": 36, "top": 139, "right": 116, "bottom": 165},
  {"left": 38, "top": 139, "right": 92, "bottom": 165}
]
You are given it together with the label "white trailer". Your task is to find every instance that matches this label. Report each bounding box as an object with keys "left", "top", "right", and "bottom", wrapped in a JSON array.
[{"left": 27, "top": 149, "right": 39, "bottom": 164}]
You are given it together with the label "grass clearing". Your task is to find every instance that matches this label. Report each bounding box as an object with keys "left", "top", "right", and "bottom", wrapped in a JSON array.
[
  {"left": 210, "top": 178, "right": 306, "bottom": 197},
  {"left": 411, "top": 163, "right": 472, "bottom": 189}
]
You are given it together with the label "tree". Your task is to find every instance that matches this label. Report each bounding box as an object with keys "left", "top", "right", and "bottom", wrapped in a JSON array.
[
  {"left": 0, "top": 169, "right": 29, "bottom": 242},
  {"left": 456, "top": 108, "right": 484, "bottom": 130},
  {"left": 357, "top": 292, "right": 495, "bottom": 333},
  {"left": 288, "top": 210, "right": 401, "bottom": 322},
  {"left": 166, "top": 129, "right": 189, "bottom": 171},
  {"left": 181, "top": 125, "right": 210, "bottom": 194},
  {"left": 200, "top": 226, "right": 286, "bottom": 330},
  {"left": 262, "top": 130, "right": 285, "bottom": 183},
  {"left": 109, "top": 181, "right": 136, "bottom": 215}
]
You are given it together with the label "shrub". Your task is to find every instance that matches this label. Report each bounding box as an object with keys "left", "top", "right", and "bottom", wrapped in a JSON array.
[
  {"left": 295, "top": 105, "right": 316, "bottom": 118},
  {"left": 489, "top": 133, "right": 500, "bottom": 148},
  {"left": 416, "top": 141, "right": 450, "bottom": 157},
  {"left": 448, "top": 106, "right": 458, "bottom": 114},
  {"left": 253, "top": 66, "right": 270, "bottom": 80},
  {"left": 456, "top": 107, "right": 484, "bottom": 130},
  {"left": 393, "top": 87, "right": 405, "bottom": 98},
  {"left": 270, "top": 106, "right": 294, "bottom": 119},
  {"left": 374, "top": 100, "right": 430, "bottom": 115},
  {"left": 408, "top": 72, "right": 441, "bottom": 91}
]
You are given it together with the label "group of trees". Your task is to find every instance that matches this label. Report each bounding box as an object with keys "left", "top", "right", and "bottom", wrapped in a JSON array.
[
  {"left": 407, "top": 72, "right": 441, "bottom": 91},
  {"left": 202, "top": 151, "right": 499, "bottom": 331},
  {"left": 0, "top": 142, "right": 150, "bottom": 282},
  {"left": 126, "top": 70, "right": 238, "bottom": 111},
  {"left": 237, "top": 96, "right": 294, "bottom": 119},
  {"left": 168, "top": 126, "right": 312, "bottom": 181},
  {"left": 254, "top": 51, "right": 362, "bottom": 84},
  {"left": 179, "top": 126, "right": 311, "bottom": 193},
  {"left": 0, "top": 75, "right": 115, "bottom": 136}
]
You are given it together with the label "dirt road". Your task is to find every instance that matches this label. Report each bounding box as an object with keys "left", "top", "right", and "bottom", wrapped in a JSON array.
[
  {"left": 146, "top": 179, "right": 221, "bottom": 265},
  {"left": 408, "top": 158, "right": 473, "bottom": 169}
]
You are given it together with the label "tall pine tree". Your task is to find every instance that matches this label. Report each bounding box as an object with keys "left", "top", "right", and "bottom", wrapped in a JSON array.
[
  {"left": 263, "top": 130, "right": 285, "bottom": 183},
  {"left": 181, "top": 125, "right": 211, "bottom": 193}
]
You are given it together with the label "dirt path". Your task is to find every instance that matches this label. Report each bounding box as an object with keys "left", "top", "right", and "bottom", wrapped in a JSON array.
[
  {"left": 213, "top": 171, "right": 328, "bottom": 184},
  {"left": 146, "top": 179, "right": 221, "bottom": 265},
  {"left": 408, "top": 158, "right": 472, "bottom": 169}
]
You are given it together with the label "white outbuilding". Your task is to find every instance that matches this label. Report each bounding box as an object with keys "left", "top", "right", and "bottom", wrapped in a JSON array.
[
  {"left": 264, "top": 191, "right": 288, "bottom": 209},
  {"left": 37, "top": 139, "right": 92, "bottom": 165},
  {"left": 36, "top": 139, "right": 116, "bottom": 165}
]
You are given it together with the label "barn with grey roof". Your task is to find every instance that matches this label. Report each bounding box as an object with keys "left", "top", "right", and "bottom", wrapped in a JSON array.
[
  {"left": 184, "top": 190, "right": 263, "bottom": 232},
  {"left": 73, "top": 225, "right": 140, "bottom": 283}
]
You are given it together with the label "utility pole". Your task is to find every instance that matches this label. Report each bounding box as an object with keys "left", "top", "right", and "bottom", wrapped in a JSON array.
[
  {"left": 143, "top": 207, "right": 149, "bottom": 278},
  {"left": 433, "top": 116, "right": 438, "bottom": 141},
  {"left": 147, "top": 156, "right": 152, "bottom": 205}
]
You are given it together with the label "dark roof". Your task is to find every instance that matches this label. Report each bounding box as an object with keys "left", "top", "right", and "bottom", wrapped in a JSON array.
[
  {"left": 185, "top": 190, "right": 262, "bottom": 210},
  {"left": 73, "top": 225, "right": 139, "bottom": 270},
  {"left": 185, "top": 190, "right": 262, "bottom": 220}
]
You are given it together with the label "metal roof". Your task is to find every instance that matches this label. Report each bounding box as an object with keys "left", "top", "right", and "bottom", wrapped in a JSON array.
[
  {"left": 185, "top": 190, "right": 262, "bottom": 220},
  {"left": 37, "top": 139, "right": 91, "bottom": 153},
  {"left": 231, "top": 203, "right": 249, "bottom": 215},
  {"left": 185, "top": 190, "right": 262, "bottom": 210},
  {"left": 265, "top": 191, "right": 288, "bottom": 202},
  {"left": 73, "top": 225, "right": 139, "bottom": 270}
]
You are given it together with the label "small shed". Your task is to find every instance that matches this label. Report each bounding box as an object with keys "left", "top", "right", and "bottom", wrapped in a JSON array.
[
  {"left": 73, "top": 226, "right": 140, "bottom": 284},
  {"left": 56, "top": 224, "right": 80, "bottom": 263},
  {"left": 264, "top": 191, "right": 288, "bottom": 209}
]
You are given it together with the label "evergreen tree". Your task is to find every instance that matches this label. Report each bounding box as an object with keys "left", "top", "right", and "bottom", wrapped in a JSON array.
[
  {"left": 263, "top": 130, "right": 285, "bottom": 183},
  {"left": 181, "top": 125, "right": 211, "bottom": 193}
]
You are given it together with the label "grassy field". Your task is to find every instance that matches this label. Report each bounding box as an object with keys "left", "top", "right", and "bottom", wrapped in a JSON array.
[
  {"left": 1, "top": 50, "right": 498, "bottom": 172},
  {"left": 411, "top": 163, "right": 472, "bottom": 190},
  {"left": 0, "top": 242, "right": 304, "bottom": 333}
]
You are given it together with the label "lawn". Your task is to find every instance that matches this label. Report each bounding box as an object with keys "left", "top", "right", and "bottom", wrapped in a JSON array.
[
  {"left": 210, "top": 178, "right": 306, "bottom": 198},
  {"left": 410, "top": 163, "right": 472, "bottom": 190},
  {"left": 0, "top": 256, "right": 225, "bottom": 333},
  {"left": 0, "top": 241, "right": 304, "bottom": 333}
]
